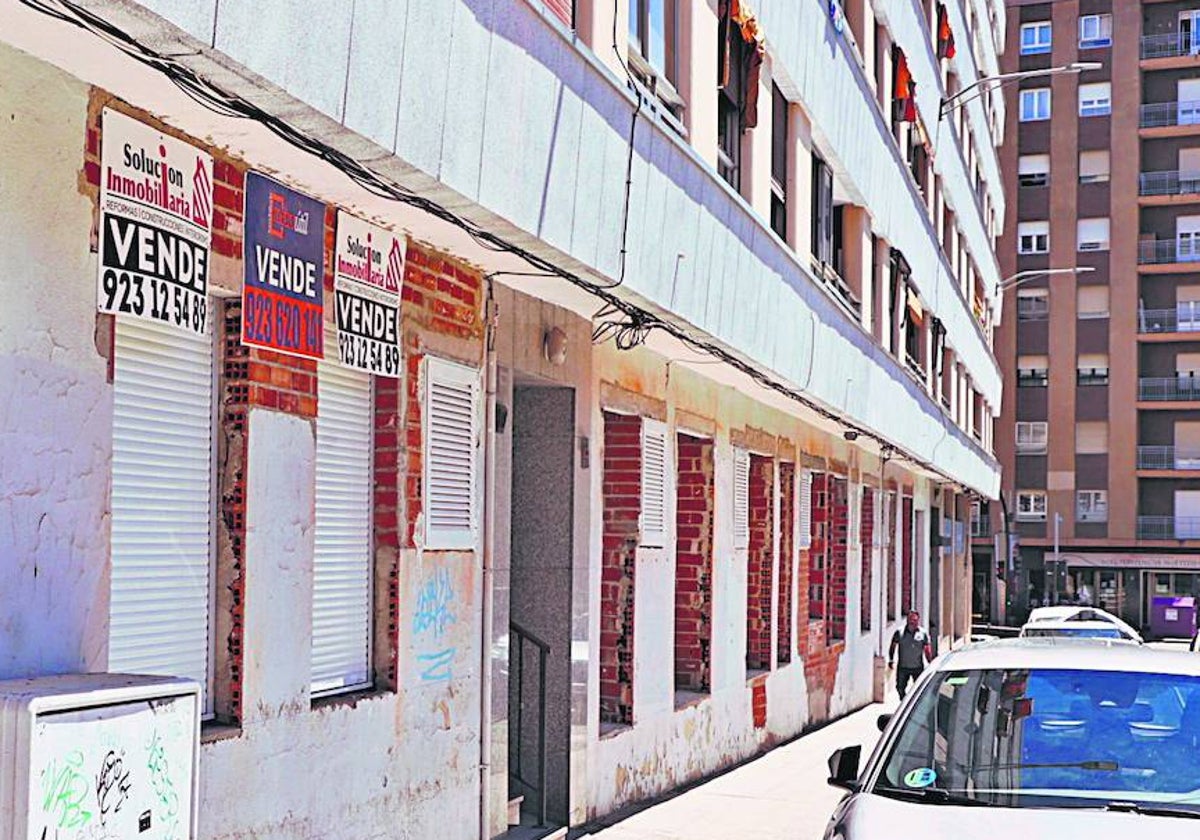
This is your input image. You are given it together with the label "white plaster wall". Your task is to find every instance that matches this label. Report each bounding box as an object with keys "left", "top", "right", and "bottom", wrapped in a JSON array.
[{"left": 0, "top": 43, "right": 112, "bottom": 679}]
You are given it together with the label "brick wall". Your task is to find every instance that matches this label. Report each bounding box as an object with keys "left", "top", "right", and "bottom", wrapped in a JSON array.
[
  {"left": 675, "top": 433, "right": 714, "bottom": 694},
  {"left": 902, "top": 496, "right": 915, "bottom": 613},
  {"left": 860, "top": 489, "right": 875, "bottom": 633},
  {"left": 777, "top": 463, "right": 795, "bottom": 666},
  {"left": 218, "top": 300, "right": 248, "bottom": 723},
  {"left": 828, "top": 477, "right": 849, "bottom": 644},
  {"left": 601, "top": 412, "right": 640, "bottom": 725},
  {"left": 809, "top": 473, "right": 828, "bottom": 624},
  {"left": 887, "top": 493, "right": 898, "bottom": 620},
  {"left": 746, "top": 455, "right": 774, "bottom": 672}
]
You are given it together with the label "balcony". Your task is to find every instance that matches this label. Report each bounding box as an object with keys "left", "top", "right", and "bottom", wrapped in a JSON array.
[
  {"left": 1138, "top": 238, "right": 1200, "bottom": 266},
  {"left": 1141, "top": 32, "right": 1200, "bottom": 61},
  {"left": 1139, "top": 169, "right": 1200, "bottom": 200},
  {"left": 1140, "top": 100, "right": 1200, "bottom": 131},
  {"left": 811, "top": 259, "right": 862, "bottom": 321},
  {"left": 1137, "top": 445, "right": 1200, "bottom": 471},
  {"left": 1138, "top": 376, "right": 1200, "bottom": 402},
  {"left": 1137, "top": 515, "right": 1200, "bottom": 540},
  {"left": 1138, "top": 305, "right": 1200, "bottom": 336}
]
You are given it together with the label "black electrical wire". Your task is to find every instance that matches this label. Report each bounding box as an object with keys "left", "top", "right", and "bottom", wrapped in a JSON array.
[{"left": 17, "top": 0, "right": 989, "bottom": 483}]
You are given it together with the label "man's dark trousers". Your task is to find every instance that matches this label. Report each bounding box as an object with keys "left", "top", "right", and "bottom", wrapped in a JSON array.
[{"left": 897, "top": 667, "right": 922, "bottom": 699}]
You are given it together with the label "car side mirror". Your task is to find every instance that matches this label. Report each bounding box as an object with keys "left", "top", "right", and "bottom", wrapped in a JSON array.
[
  {"left": 877, "top": 713, "right": 892, "bottom": 733},
  {"left": 827, "top": 745, "right": 862, "bottom": 791}
]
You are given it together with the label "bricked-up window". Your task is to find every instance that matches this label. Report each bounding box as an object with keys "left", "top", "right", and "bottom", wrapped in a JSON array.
[
  {"left": 777, "top": 463, "right": 795, "bottom": 665},
  {"left": 827, "top": 477, "right": 849, "bottom": 643},
  {"left": 901, "top": 497, "right": 915, "bottom": 612},
  {"left": 809, "top": 472, "right": 829, "bottom": 622},
  {"left": 886, "top": 492, "right": 898, "bottom": 619},
  {"left": 860, "top": 488, "right": 875, "bottom": 632},
  {"left": 746, "top": 454, "right": 775, "bottom": 673},
  {"left": 312, "top": 362, "right": 373, "bottom": 697},
  {"left": 109, "top": 311, "right": 217, "bottom": 717},
  {"left": 675, "top": 433, "right": 714, "bottom": 695},
  {"left": 640, "top": 419, "right": 670, "bottom": 547},
  {"left": 601, "top": 412, "right": 640, "bottom": 725},
  {"left": 422, "top": 357, "right": 480, "bottom": 550}
]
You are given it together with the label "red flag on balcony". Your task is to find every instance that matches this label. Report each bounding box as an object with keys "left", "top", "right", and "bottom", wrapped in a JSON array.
[
  {"left": 893, "top": 47, "right": 918, "bottom": 123},
  {"left": 937, "top": 4, "right": 957, "bottom": 59}
]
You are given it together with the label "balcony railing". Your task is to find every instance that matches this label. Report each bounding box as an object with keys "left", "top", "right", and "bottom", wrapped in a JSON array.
[
  {"left": 811, "top": 259, "right": 862, "bottom": 319},
  {"left": 1138, "top": 304, "right": 1200, "bottom": 333},
  {"left": 1141, "top": 32, "right": 1200, "bottom": 60},
  {"left": 1137, "top": 445, "right": 1200, "bottom": 470},
  {"left": 1137, "top": 515, "right": 1200, "bottom": 539},
  {"left": 1139, "top": 169, "right": 1200, "bottom": 197},
  {"left": 1017, "top": 369, "right": 1049, "bottom": 387},
  {"left": 1138, "top": 238, "right": 1200, "bottom": 264},
  {"left": 1140, "top": 99, "right": 1200, "bottom": 128},
  {"left": 1138, "top": 375, "right": 1200, "bottom": 401}
]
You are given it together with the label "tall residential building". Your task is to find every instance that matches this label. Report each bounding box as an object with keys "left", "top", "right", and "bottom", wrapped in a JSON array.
[
  {"left": 993, "top": 0, "right": 1200, "bottom": 630},
  {"left": 1, "top": 0, "right": 1003, "bottom": 836}
]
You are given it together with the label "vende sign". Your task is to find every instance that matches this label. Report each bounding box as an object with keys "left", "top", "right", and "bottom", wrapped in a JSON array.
[
  {"left": 241, "top": 173, "right": 325, "bottom": 359},
  {"left": 97, "top": 109, "right": 213, "bottom": 335},
  {"left": 334, "top": 210, "right": 403, "bottom": 377}
]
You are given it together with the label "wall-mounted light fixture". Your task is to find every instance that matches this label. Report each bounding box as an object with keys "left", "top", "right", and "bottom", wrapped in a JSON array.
[{"left": 543, "top": 326, "right": 568, "bottom": 366}]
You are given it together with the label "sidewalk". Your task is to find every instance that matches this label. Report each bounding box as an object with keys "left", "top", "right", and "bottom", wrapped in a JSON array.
[{"left": 579, "top": 695, "right": 898, "bottom": 840}]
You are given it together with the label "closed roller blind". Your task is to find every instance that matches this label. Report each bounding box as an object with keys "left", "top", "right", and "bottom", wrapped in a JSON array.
[
  {"left": 1076, "top": 421, "right": 1108, "bottom": 454},
  {"left": 110, "top": 315, "right": 214, "bottom": 713},
  {"left": 797, "top": 469, "right": 813, "bottom": 550},
  {"left": 312, "top": 361, "right": 373, "bottom": 696},
  {"left": 424, "top": 357, "right": 480, "bottom": 550}
]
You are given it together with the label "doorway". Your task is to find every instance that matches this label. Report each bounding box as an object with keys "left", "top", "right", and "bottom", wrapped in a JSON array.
[{"left": 508, "top": 383, "right": 574, "bottom": 832}]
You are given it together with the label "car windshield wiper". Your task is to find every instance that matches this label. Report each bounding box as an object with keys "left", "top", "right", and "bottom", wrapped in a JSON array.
[
  {"left": 1104, "top": 801, "right": 1200, "bottom": 820},
  {"left": 988, "top": 760, "right": 1118, "bottom": 772},
  {"left": 873, "top": 785, "right": 993, "bottom": 807}
]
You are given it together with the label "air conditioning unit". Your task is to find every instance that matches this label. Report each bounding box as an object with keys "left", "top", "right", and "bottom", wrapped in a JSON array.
[{"left": 0, "top": 674, "right": 199, "bottom": 840}]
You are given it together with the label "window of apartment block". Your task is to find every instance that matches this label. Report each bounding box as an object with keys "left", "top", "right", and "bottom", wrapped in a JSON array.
[
  {"left": 423, "top": 357, "right": 481, "bottom": 550},
  {"left": 903, "top": 288, "right": 925, "bottom": 372},
  {"left": 1077, "top": 217, "right": 1110, "bottom": 251},
  {"left": 1020, "top": 21, "right": 1051, "bottom": 55},
  {"left": 1017, "top": 491, "right": 1048, "bottom": 522},
  {"left": 770, "top": 84, "right": 789, "bottom": 242},
  {"left": 1018, "top": 221, "right": 1049, "bottom": 254},
  {"left": 717, "top": 7, "right": 752, "bottom": 192},
  {"left": 1077, "top": 353, "right": 1110, "bottom": 386},
  {"left": 640, "top": 419, "right": 670, "bottom": 548},
  {"left": 1077, "top": 490, "right": 1108, "bottom": 523},
  {"left": 109, "top": 313, "right": 217, "bottom": 715},
  {"left": 1076, "top": 421, "right": 1109, "bottom": 454},
  {"left": 732, "top": 447, "right": 750, "bottom": 550},
  {"left": 1016, "top": 421, "right": 1049, "bottom": 454},
  {"left": 1079, "top": 83, "right": 1112, "bottom": 118},
  {"left": 1017, "top": 288, "right": 1049, "bottom": 320},
  {"left": 1018, "top": 154, "right": 1050, "bottom": 188},
  {"left": 1179, "top": 215, "right": 1200, "bottom": 260},
  {"left": 1079, "top": 150, "right": 1110, "bottom": 184},
  {"left": 1017, "top": 354, "right": 1049, "bottom": 387},
  {"left": 1019, "top": 88, "right": 1051, "bottom": 122},
  {"left": 628, "top": 0, "right": 684, "bottom": 126},
  {"left": 1078, "top": 285, "right": 1110, "bottom": 319},
  {"left": 812, "top": 156, "right": 834, "bottom": 267},
  {"left": 1079, "top": 14, "right": 1113, "bottom": 49},
  {"left": 312, "top": 361, "right": 373, "bottom": 697}
]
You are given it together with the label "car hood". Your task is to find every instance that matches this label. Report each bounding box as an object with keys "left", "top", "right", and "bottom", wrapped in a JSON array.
[{"left": 833, "top": 792, "right": 1200, "bottom": 839}]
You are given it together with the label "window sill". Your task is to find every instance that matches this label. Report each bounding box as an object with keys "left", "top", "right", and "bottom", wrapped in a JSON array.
[
  {"left": 311, "top": 686, "right": 392, "bottom": 712},
  {"left": 673, "top": 690, "right": 709, "bottom": 711},
  {"left": 599, "top": 721, "right": 633, "bottom": 740},
  {"left": 746, "top": 668, "right": 770, "bottom": 686},
  {"left": 200, "top": 720, "right": 243, "bottom": 745}
]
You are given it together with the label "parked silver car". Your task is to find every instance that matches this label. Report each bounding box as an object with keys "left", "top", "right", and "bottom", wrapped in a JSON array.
[{"left": 823, "top": 638, "right": 1200, "bottom": 838}]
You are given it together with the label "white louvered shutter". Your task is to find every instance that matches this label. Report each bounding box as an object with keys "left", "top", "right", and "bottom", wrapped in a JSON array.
[
  {"left": 797, "top": 470, "right": 813, "bottom": 549},
  {"left": 109, "top": 314, "right": 214, "bottom": 713},
  {"left": 423, "top": 357, "right": 480, "bottom": 550},
  {"left": 732, "top": 447, "right": 750, "bottom": 550},
  {"left": 312, "top": 361, "right": 373, "bottom": 696},
  {"left": 639, "top": 419, "right": 669, "bottom": 548}
]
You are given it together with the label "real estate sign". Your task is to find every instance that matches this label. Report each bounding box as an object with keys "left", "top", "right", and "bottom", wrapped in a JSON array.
[{"left": 333, "top": 210, "right": 403, "bottom": 377}]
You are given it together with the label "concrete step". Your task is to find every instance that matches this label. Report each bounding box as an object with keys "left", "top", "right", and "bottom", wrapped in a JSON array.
[
  {"left": 496, "top": 825, "right": 566, "bottom": 840},
  {"left": 507, "top": 795, "right": 524, "bottom": 826}
]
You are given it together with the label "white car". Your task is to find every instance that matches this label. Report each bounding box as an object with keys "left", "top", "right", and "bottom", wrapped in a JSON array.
[
  {"left": 1023, "top": 606, "right": 1143, "bottom": 644},
  {"left": 824, "top": 638, "right": 1200, "bottom": 838}
]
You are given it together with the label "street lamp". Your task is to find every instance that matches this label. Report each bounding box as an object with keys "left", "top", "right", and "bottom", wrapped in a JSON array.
[
  {"left": 940, "top": 62, "right": 1103, "bottom": 119},
  {"left": 996, "top": 266, "right": 1095, "bottom": 294}
]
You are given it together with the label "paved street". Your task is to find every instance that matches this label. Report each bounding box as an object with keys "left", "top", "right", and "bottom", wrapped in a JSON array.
[{"left": 581, "top": 697, "right": 898, "bottom": 840}]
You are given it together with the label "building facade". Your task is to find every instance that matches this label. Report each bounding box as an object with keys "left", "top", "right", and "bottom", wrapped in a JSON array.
[
  {"left": 1, "top": 0, "right": 1004, "bottom": 837},
  {"left": 993, "top": 0, "right": 1200, "bottom": 632}
]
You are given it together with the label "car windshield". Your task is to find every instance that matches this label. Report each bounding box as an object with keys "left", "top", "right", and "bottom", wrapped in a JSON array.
[
  {"left": 1024, "top": 627, "right": 1122, "bottom": 639},
  {"left": 875, "top": 668, "right": 1200, "bottom": 810}
]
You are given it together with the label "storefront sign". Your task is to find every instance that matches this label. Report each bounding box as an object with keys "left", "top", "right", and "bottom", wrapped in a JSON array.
[
  {"left": 242, "top": 173, "right": 325, "bottom": 359},
  {"left": 1065, "top": 552, "right": 1200, "bottom": 571},
  {"left": 333, "top": 211, "right": 403, "bottom": 377},
  {"left": 97, "top": 109, "right": 213, "bottom": 335}
]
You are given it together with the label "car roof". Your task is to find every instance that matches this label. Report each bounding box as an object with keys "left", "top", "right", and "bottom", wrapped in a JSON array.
[
  {"left": 1023, "top": 619, "right": 1127, "bottom": 630},
  {"left": 936, "top": 637, "right": 1200, "bottom": 675},
  {"left": 1028, "top": 606, "right": 1081, "bottom": 621}
]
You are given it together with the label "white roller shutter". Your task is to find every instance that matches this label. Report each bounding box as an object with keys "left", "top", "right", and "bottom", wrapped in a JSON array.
[
  {"left": 639, "top": 419, "right": 669, "bottom": 548},
  {"left": 110, "top": 314, "right": 214, "bottom": 714},
  {"left": 312, "top": 361, "right": 373, "bottom": 696},
  {"left": 797, "top": 470, "right": 813, "bottom": 550},
  {"left": 423, "top": 357, "right": 480, "bottom": 550},
  {"left": 732, "top": 448, "right": 750, "bottom": 550}
]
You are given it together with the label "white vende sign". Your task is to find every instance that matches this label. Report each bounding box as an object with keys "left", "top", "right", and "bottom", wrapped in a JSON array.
[
  {"left": 333, "top": 210, "right": 404, "bottom": 377},
  {"left": 97, "top": 109, "right": 214, "bottom": 335}
]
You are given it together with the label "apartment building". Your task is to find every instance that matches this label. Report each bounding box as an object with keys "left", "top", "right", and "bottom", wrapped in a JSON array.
[
  {"left": 994, "top": 0, "right": 1200, "bottom": 630},
  {"left": 0, "top": 0, "right": 1004, "bottom": 837}
]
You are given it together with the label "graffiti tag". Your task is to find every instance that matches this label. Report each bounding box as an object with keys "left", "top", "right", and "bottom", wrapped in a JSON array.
[
  {"left": 95, "top": 749, "right": 132, "bottom": 825},
  {"left": 417, "top": 648, "right": 456, "bottom": 683},
  {"left": 146, "top": 730, "right": 180, "bottom": 839},
  {"left": 413, "top": 568, "right": 458, "bottom": 682},
  {"left": 41, "top": 750, "right": 94, "bottom": 830}
]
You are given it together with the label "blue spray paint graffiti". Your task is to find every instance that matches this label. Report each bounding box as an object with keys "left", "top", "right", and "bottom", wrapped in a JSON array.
[{"left": 413, "top": 567, "right": 457, "bottom": 682}]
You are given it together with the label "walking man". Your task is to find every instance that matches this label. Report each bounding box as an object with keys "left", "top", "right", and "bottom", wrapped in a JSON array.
[{"left": 889, "top": 610, "right": 934, "bottom": 700}]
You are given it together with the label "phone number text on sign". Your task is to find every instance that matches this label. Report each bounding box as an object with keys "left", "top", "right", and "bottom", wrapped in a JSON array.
[
  {"left": 243, "top": 289, "right": 323, "bottom": 356},
  {"left": 99, "top": 215, "right": 208, "bottom": 333}
]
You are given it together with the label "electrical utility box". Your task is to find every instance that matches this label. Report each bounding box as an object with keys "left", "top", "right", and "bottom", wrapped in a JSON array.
[{"left": 0, "top": 673, "right": 199, "bottom": 840}]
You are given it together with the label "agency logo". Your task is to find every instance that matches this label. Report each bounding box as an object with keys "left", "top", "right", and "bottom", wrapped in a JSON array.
[{"left": 268, "top": 191, "right": 311, "bottom": 239}]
